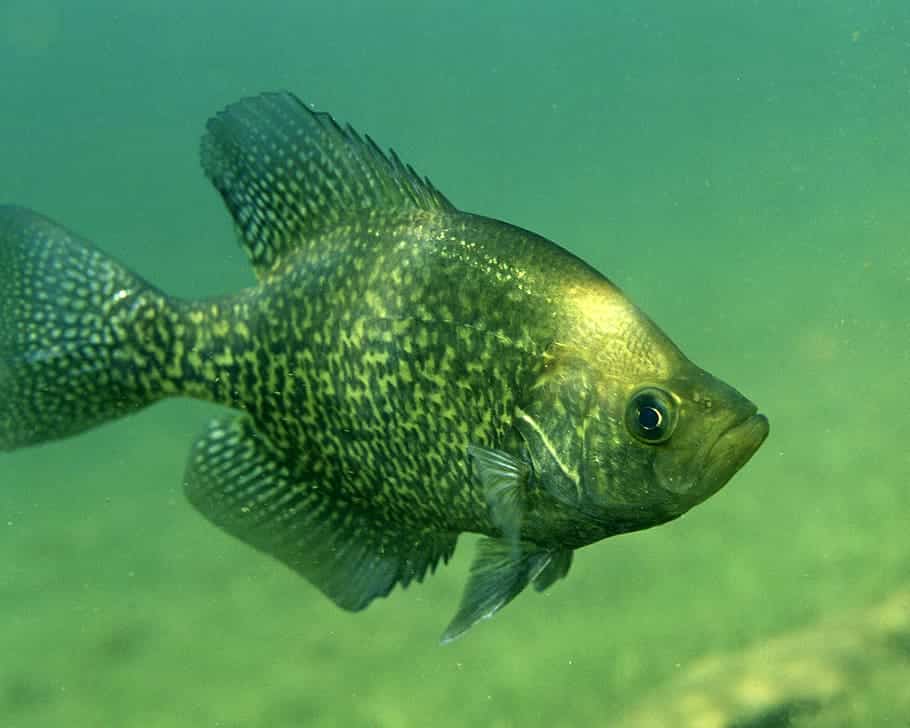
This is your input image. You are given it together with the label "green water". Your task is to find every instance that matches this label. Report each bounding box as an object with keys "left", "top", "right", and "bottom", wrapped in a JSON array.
[{"left": 1, "top": 2, "right": 908, "bottom": 726}]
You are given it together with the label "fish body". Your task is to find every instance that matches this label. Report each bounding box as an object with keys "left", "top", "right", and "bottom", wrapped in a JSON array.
[{"left": 0, "top": 92, "right": 768, "bottom": 640}]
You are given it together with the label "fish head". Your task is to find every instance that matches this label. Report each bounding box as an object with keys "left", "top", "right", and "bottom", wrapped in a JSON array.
[{"left": 516, "top": 305, "right": 768, "bottom": 537}]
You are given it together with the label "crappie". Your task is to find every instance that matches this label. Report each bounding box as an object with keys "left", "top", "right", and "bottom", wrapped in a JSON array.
[{"left": 0, "top": 92, "right": 769, "bottom": 641}]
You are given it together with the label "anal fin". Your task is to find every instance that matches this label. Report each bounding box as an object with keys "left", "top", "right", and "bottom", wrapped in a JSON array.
[{"left": 184, "top": 415, "right": 456, "bottom": 611}]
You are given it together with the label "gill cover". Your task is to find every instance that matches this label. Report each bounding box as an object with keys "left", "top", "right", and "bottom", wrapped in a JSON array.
[{"left": 513, "top": 353, "right": 596, "bottom": 510}]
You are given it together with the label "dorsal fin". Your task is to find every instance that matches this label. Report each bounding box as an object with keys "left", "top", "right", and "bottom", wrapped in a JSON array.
[{"left": 200, "top": 91, "right": 456, "bottom": 277}]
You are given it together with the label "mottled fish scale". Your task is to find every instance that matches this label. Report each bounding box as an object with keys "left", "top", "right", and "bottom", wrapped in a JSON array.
[{"left": 152, "top": 210, "right": 556, "bottom": 535}]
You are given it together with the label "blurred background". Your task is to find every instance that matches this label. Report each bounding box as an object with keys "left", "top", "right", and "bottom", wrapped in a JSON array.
[{"left": 1, "top": 1, "right": 908, "bottom": 726}]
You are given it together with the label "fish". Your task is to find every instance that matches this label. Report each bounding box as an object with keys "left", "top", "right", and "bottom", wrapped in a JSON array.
[{"left": 0, "top": 91, "right": 769, "bottom": 642}]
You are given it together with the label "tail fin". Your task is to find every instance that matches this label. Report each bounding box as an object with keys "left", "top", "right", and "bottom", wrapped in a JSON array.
[{"left": 0, "top": 206, "right": 168, "bottom": 451}]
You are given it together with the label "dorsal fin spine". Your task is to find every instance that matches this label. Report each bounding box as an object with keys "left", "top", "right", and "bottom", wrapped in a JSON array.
[{"left": 200, "top": 91, "right": 455, "bottom": 278}]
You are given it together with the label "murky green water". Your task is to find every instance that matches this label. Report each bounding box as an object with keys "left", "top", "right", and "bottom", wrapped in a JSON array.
[{"left": 2, "top": 2, "right": 908, "bottom": 726}]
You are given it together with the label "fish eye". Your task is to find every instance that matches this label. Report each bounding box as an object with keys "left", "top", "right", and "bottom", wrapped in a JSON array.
[{"left": 625, "top": 387, "right": 677, "bottom": 444}]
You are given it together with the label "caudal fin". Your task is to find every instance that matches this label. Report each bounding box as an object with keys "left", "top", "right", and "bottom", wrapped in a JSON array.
[{"left": 0, "top": 206, "right": 167, "bottom": 450}]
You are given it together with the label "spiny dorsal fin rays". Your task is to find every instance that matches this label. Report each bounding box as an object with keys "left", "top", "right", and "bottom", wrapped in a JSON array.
[{"left": 200, "top": 91, "right": 455, "bottom": 278}]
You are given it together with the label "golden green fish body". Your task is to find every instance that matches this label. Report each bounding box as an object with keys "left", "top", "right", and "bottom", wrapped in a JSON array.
[
  {"left": 0, "top": 92, "right": 768, "bottom": 640},
  {"left": 167, "top": 209, "right": 630, "bottom": 539}
]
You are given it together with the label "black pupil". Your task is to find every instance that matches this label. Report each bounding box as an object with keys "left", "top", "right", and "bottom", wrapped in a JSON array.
[
  {"left": 627, "top": 389, "right": 674, "bottom": 443},
  {"left": 639, "top": 405, "right": 662, "bottom": 431}
]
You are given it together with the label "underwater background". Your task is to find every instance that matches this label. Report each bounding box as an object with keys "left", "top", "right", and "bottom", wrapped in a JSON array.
[{"left": 1, "top": 1, "right": 908, "bottom": 726}]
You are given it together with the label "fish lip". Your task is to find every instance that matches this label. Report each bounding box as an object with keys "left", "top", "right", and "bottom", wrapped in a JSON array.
[
  {"left": 654, "top": 406, "right": 768, "bottom": 505},
  {"left": 699, "top": 409, "right": 769, "bottom": 497}
]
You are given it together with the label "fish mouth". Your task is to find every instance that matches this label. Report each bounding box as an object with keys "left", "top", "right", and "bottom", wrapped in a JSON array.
[{"left": 698, "top": 409, "right": 770, "bottom": 500}]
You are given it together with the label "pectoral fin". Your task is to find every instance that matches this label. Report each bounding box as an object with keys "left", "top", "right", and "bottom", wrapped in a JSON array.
[
  {"left": 467, "top": 444, "right": 530, "bottom": 542},
  {"left": 441, "top": 538, "right": 551, "bottom": 643}
]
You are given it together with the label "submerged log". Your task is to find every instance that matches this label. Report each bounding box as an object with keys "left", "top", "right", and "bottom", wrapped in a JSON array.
[{"left": 619, "top": 588, "right": 910, "bottom": 728}]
